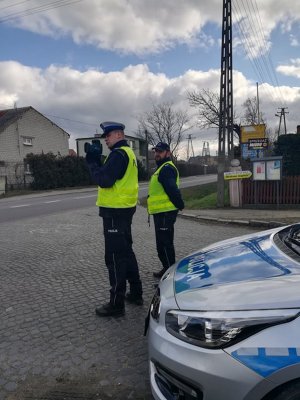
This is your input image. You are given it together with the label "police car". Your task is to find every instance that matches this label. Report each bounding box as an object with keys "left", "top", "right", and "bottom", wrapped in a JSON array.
[{"left": 147, "top": 223, "right": 300, "bottom": 400}]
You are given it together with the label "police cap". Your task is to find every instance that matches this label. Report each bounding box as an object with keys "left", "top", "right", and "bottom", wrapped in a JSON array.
[
  {"left": 100, "top": 121, "right": 125, "bottom": 138},
  {"left": 152, "top": 142, "right": 170, "bottom": 152}
]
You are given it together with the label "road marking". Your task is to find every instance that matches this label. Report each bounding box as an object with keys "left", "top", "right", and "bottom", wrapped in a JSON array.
[
  {"left": 73, "top": 195, "right": 96, "bottom": 199},
  {"left": 44, "top": 200, "right": 61, "bottom": 203},
  {"left": 10, "top": 204, "right": 32, "bottom": 208}
]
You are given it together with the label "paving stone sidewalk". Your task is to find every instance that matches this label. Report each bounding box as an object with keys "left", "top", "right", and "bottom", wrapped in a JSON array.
[{"left": 0, "top": 205, "right": 259, "bottom": 400}]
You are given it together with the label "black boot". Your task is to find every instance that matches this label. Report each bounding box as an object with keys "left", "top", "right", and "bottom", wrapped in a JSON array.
[
  {"left": 125, "top": 293, "right": 144, "bottom": 306},
  {"left": 153, "top": 268, "right": 167, "bottom": 278},
  {"left": 95, "top": 302, "right": 125, "bottom": 317}
]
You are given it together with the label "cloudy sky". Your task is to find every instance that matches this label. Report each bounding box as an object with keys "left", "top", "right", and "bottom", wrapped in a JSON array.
[{"left": 0, "top": 0, "right": 300, "bottom": 156}]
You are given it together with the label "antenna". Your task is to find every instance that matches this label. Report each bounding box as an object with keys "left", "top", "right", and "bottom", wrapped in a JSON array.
[
  {"left": 187, "top": 134, "right": 195, "bottom": 161},
  {"left": 202, "top": 141, "right": 210, "bottom": 158}
]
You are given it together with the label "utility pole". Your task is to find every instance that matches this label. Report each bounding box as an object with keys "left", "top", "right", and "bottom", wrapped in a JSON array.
[
  {"left": 145, "top": 129, "right": 149, "bottom": 180},
  {"left": 256, "top": 82, "right": 260, "bottom": 124},
  {"left": 217, "top": 0, "right": 233, "bottom": 207},
  {"left": 14, "top": 102, "right": 21, "bottom": 155},
  {"left": 275, "top": 107, "right": 289, "bottom": 137},
  {"left": 202, "top": 141, "right": 210, "bottom": 173}
]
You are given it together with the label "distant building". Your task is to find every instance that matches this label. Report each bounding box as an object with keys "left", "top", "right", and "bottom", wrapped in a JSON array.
[
  {"left": 76, "top": 134, "right": 147, "bottom": 167},
  {"left": 69, "top": 149, "right": 77, "bottom": 157},
  {"left": 0, "top": 106, "right": 70, "bottom": 189}
]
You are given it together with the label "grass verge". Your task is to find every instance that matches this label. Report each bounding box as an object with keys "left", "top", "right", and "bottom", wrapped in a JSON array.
[
  {"left": 140, "top": 181, "right": 229, "bottom": 209},
  {"left": 181, "top": 181, "right": 229, "bottom": 209}
]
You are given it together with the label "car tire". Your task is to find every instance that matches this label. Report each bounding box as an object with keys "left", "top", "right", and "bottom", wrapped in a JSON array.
[{"left": 269, "top": 381, "right": 300, "bottom": 400}]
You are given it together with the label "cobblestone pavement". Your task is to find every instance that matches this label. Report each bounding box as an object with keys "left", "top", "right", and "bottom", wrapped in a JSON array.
[{"left": 0, "top": 205, "right": 259, "bottom": 400}]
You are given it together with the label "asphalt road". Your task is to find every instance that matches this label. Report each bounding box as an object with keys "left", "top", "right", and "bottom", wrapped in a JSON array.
[{"left": 0, "top": 174, "right": 216, "bottom": 223}]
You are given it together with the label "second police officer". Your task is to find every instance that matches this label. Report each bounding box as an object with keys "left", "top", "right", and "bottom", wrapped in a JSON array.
[{"left": 147, "top": 142, "right": 185, "bottom": 279}]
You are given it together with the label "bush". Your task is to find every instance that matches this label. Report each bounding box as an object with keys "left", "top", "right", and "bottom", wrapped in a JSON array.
[
  {"left": 176, "top": 162, "right": 217, "bottom": 177},
  {"left": 25, "top": 153, "right": 93, "bottom": 190},
  {"left": 137, "top": 159, "right": 148, "bottom": 181},
  {"left": 274, "top": 134, "right": 300, "bottom": 176}
]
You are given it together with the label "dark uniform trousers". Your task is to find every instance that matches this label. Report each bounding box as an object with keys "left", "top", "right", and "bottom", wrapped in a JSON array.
[
  {"left": 102, "top": 211, "right": 142, "bottom": 307},
  {"left": 153, "top": 210, "right": 178, "bottom": 271}
]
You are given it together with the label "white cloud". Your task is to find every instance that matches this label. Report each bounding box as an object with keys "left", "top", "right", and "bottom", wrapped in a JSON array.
[
  {"left": 1, "top": 61, "right": 299, "bottom": 154},
  {"left": 290, "top": 34, "right": 299, "bottom": 47},
  {"left": 1, "top": 0, "right": 299, "bottom": 57},
  {"left": 1, "top": 0, "right": 222, "bottom": 55},
  {"left": 277, "top": 59, "right": 300, "bottom": 79}
]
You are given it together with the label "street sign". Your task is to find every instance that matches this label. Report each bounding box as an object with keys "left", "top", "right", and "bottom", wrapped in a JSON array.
[
  {"left": 248, "top": 138, "right": 268, "bottom": 149},
  {"left": 224, "top": 171, "right": 252, "bottom": 180}
]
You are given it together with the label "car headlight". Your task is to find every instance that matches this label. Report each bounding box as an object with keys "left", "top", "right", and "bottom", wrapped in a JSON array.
[{"left": 165, "top": 309, "right": 299, "bottom": 349}]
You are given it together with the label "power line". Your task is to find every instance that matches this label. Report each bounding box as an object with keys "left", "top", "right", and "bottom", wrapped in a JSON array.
[
  {"left": 0, "top": 1, "right": 31, "bottom": 12},
  {"left": 0, "top": 102, "right": 98, "bottom": 129},
  {"left": 0, "top": 0, "right": 85, "bottom": 24},
  {"left": 232, "top": 0, "right": 285, "bottom": 107},
  {"left": 44, "top": 113, "right": 98, "bottom": 128},
  {"left": 246, "top": 0, "right": 286, "bottom": 104}
]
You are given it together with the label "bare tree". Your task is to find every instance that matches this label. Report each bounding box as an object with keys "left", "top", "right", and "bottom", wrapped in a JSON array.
[
  {"left": 242, "top": 96, "right": 266, "bottom": 125},
  {"left": 187, "top": 88, "right": 220, "bottom": 129},
  {"left": 187, "top": 88, "right": 240, "bottom": 140},
  {"left": 137, "top": 102, "right": 192, "bottom": 157}
]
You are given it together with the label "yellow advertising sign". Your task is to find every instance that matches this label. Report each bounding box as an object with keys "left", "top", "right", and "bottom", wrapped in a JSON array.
[
  {"left": 224, "top": 171, "right": 252, "bottom": 180},
  {"left": 241, "top": 124, "right": 266, "bottom": 143}
]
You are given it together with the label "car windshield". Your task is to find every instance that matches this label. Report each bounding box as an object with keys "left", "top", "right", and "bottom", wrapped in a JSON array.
[{"left": 280, "top": 224, "right": 300, "bottom": 256}]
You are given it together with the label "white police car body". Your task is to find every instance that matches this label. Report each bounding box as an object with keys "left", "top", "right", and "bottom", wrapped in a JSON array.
[{"left": 147, "top": 223, "right": 300, "bottom": 400}]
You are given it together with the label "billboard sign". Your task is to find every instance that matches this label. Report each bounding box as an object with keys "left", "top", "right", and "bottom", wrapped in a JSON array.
[
  {"left": 241, "top": 143, "right": 264, "bottom": 160},
  {"left": 241, "top": 124, "right": 266, "bottom": 143}
]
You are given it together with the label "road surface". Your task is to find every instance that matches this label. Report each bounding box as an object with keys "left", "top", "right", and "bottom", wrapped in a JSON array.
[{"left": 0, "top": 174, "right": 216, "bottom": 223}]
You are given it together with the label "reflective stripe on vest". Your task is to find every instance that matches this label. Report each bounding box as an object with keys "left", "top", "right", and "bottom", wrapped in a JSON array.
[
  {"left": 147, "top": 161, "right": 179, "bottom": 214},
  {"left": 96, "top": 146, "right": 138, "bottom": 208}
]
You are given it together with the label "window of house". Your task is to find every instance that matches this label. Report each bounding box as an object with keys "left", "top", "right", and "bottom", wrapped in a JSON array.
[
  {"left": 24, "top": 163, "right": 32, "bottom": 175},
  {"left": 129, "top": 140, "right": 136, "bottom": 150},
  {"left": 23, "top": 137, "right": 33, "bottom": 146}
]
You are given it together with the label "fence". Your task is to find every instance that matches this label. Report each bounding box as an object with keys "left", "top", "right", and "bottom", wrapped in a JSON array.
[
  {"left": 0, "top": 161, "right": 32, "bottom": 191},
  {"left": 242, "top": 176, "right": 300, "bottom": 206}
]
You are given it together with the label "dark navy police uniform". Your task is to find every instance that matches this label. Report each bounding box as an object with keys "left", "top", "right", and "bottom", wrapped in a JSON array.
[
  {"left": 86, "top": 122, "right": 143, "bottom": 317},
  {"left": 152, "top": 157, "right": 184, "bottom": 277}
]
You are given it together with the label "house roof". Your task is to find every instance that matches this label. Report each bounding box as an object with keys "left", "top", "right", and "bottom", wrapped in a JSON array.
[
  {"left": 0, "top": 106, "right": 70, "bottom": 137},
  {"left": 0, "top": 107, "right": 30, "bottom": 131}
]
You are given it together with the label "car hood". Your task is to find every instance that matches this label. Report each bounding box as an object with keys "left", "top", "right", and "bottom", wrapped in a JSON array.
[{"left": 174, "top": 227, "right": 300, "bottom": 310}]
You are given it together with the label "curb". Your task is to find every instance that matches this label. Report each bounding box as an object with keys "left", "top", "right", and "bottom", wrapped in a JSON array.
[{"left": 179, "top": 213, "right": 286, "bottom": 228}]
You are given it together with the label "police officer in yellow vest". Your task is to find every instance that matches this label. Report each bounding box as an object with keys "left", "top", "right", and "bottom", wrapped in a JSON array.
[
  {"left": 148, "top": 142, "right": 184, "bottom": 278},
  {"left": 86, "top": 121, "right": 143, "bottom": 317}
]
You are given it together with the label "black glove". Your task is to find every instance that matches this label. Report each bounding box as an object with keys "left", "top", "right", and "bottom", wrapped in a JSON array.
[{"left": 86, "top": 151, "right": 102, "bottom": 165}]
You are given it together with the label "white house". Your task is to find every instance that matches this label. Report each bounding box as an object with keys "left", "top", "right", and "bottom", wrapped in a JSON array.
[
  {"left": 0, "top": 106, "right": 70, "bottom": 189},
  {"left": 76, "top": 134, "right": 147, "bottom": 167}
]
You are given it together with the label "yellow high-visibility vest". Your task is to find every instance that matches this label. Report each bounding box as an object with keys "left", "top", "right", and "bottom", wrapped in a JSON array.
[
  {"left": 96, "top": 146, "right": 138, "bottom": 208},
  {"left": 148, "top": 161, "right": 179, "bottom": 214}
]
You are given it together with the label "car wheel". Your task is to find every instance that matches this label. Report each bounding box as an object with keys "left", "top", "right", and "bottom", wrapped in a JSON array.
[{"left": 269, "top": 381, "right": 300, "bottom": 400}]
